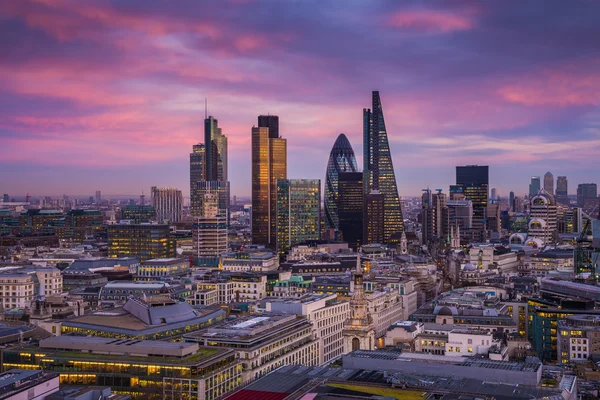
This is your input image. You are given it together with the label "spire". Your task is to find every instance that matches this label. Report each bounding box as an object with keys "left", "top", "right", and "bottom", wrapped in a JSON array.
[{"left": 356, "top": 250, "right": 362, "bottom": 274}]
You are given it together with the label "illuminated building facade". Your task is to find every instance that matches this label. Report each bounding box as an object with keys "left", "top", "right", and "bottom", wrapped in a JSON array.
[
  {"left": 364, "top": 191, "right": 384, "bottom": 245},
  {"left": 190, "top": 144, "right": 206, "bottom": 217},
  {"left": 2, "top": 336, "right": 242, "bottom": 400},
  {"left": 363, "top": 91, "right": 404, "bottom": 242},
  {"left": 107, "top": 224, "right": 175, "bottom": 262},
  {"left": 121, "top": 204, "right": 156, "bottom": 223},
  {"left": 204, "top": 116, "right": 228, "bottom": 183},
  {"left": 556, "top": 175, "right": 568, "bottom": 205},
  {"left": 557, "top": 315, "right": 600, "bottom": 364},
  {"left": 338, "top": 172, "right": 363, "bottom": 248},
  {"left": 136, "top": 258, "right": 190, "bottom": 281},
  {"left": 451, "top": 165, "right": 488, "bottom": 240},
  {"left": 528, "top": 191, "right": 558, "bottom": 247},
  {"left": 193, "top": 192, "right": 228, "bottom": 266},
  {"left": 276, "top": 179, "right": 321, "bottom": 254},
  {"left": 324, "top": 133, "right": 358, "bottom": 230},
  {"left": 251, "top": 117, "right": 287, "bottom": 248}
]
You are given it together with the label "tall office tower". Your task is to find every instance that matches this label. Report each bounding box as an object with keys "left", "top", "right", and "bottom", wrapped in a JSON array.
[
  {"left": 251, "top": 116, "right": 287, "bottom": 247},
  {"left": 509, "top": 191, "right": 515, "bottom": 212},
  {"left": 450, "top": 165, "right": 488, "bottom": 240},
  {"left": 364, "top": 191, "right": 385, "bottom": 245},
  {"left": 95, "top": 190, "right": 101, "bottom": 204},
  {"left": 529, "top": 176, "right": 541, "bottom": 197},
  {"left": 528, "top": 191, "right": 558, "bottom": 247},
  {"left": 193, "top": 191, "right": 228, "bottom": 266},
  {"left": 193, "top": 181, "right": 230, "bottom": 219},
  {"left": 258, "top": 115, "right": 279, "bottom": 138},
  {"left": 491, "top": 188, "right": 498, "bottom": 201},
  {"left": 204, "top": 116, "right": 228, "bottom": 182},
  {"left": 276, "top": 179, "right": 321, "bottom": 254},
  {"left": 189, "top": 144, "right": 206, "bottom": 217},
  {"left": 556, "top": 176, "right": 568, "bottom": 205},
  {"left": 544, "top": 171, "right": 554, "bottom": 195},
  {"left": 338, "top": 172, "right": 363, "bottom": 249},
  {"left": 363, "top": 91, "right": 404, "bottom": 242},
  {"left": 151, "top": 187, "right": 183, "bottom": 223},
  {"left": 577, "top": 183, "right": 598, "bottom": 208},
  {"left": 421, "top": 190, "right": 447, "bottom": 245},
  {"left": 325, "top": 134, "right": 358, "bottom": 230}
]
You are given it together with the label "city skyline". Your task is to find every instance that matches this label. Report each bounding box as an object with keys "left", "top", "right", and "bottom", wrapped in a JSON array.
[{"left": 2, "top": 1, "right": 600, "bottom": 197}]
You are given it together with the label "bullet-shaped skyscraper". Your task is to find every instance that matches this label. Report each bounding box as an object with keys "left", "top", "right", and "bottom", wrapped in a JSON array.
[
  {"left": 252, "top": 116, "right": 287, "bottom": 248},
  {"left": 363, "top": 91, "right": 404, "bottom": 242}
]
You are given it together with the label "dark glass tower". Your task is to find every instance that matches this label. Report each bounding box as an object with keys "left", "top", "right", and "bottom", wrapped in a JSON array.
[
  {"left": 363, "top": 91, "right": 404, "bottom": 242},
  {"left": 189, "top": 144, "right": 205, "bottom": 217},
  {"left": 258, "top": 115, "right": 280, "bottom": 139},
  {"left": 325, "top": 134, "right": 358, "bottom": 230},
  {"left": 452, "top": 165, "right": 489, "bottom": 236},
  {"left": 338, "top": 172, "right": 363, "bottom": 249}
]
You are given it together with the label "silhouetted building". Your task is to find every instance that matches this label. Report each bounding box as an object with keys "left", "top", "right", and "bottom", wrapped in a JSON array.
[
  {"left": 364, "top": 191, "right": 384, "bottom": 245},
  {"left": 204, "top": 116, "right": 228, "bottom": 182},
  {"left": 509, "top": 191, "right": 515, "bottom": 212},
  {"left": 577, "top": 183, "right": 598, "bottom": 208},
  {"left": 451, "top": 165, "right": 488, "bottom": 239},
  {"left": 338, "top": 172, "right": 363, "bottom": 248},
  {"left": 363, "top": 91, "right": 404, "bottom": 242},
  {"left": 325, "top": 134, "right": 358, "bottom": 230},
  {"left": 252, "top": 116, "right": 286, "bottom": 248},
  {"left": 544, "top": 171, "right": 554, "bottom": 195},
  {"left": 556, "top": 176, "right": 568, "bottom": 205},
  {"left": 189, "top": 144, "right": 206, "bottom": 217}
]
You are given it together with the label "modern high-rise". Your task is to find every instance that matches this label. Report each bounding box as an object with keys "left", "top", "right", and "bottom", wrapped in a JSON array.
[
  {"left": 364, "top": 191, "right": 385, "bottom": 245},
  {"left": 193, "top": 191, "right": 228, "bottom": 266},
  {"left": 204, "top": 116, "right": 228, "bottom": 182},
  {"left": 189, "top": 144, "right": 206, "bottom": 217},
  {"left": 421, "top": 189, "right": 447, "bottom": 245},
  {"left": 490, "top": 188, "right": 498, "bottom": 201},
  {"left": 451, "top": 165, "right": 488, "bottom": 238},
  {"left": 276, "top": 179, "right": 321, "bottom": 253},
  {"left": 577, "top": 183, "right": 598, "bottom": 208},
  {"left": 544, "top": 171, "right": 554, "bottom": 195},
  {"left": 363, "top": 91, "right": 404, "bottom": 242},
  {"left": 151, "top": 187, "right": 183, "bottom": 223},
  {"left": 509, "top": 191, "right": 515, "bottom": 212},
  {"left": 252, "top": 116, "right": 287, "bottom": 248},
  {"left": 338, "top": 172, "right": 363, "bottom": 248},
  {"left": 556, "top": 176, "right": 568, "bottom": 205},
  {"left": 193, "top": 180, "right": 230, "bottom": 222},
  {"left": 325, "top": 134, "right": 358, "bottom": 230},
  {"left": 529, "top": 176, "right": 541, "bottom": 197},
  {"left": 95, "top": 190, "right": 101, "bottom": 204}
]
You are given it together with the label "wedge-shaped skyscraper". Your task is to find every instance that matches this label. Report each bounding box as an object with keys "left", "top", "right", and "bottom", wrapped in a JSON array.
[
  {"left": 325, "top": 134, "right": 358, "bottom": 230},
  {"left": 363, "top": 91, "right": 404, "bottom": 241}
]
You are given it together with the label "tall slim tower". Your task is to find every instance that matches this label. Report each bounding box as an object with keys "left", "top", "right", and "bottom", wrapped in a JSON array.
[
  {"left": 204, "top": 116, "right": 228, "bottom": 182},
  {"left": 556, "top": 176, "right": 568, "bottom": 205},
  {"left": 451, "top": 165, "right": 488, "bottom": 240},
  {"left": 252, "top": 116, "right": 287, "bottom": 248},
  {"left": 363, "top": 91, "right": 404, "bottom": 242},
  {"left": 325, "top": 134, "right": 358, "bottom": 230},
  {"left": 544, "top": 171, "right": 554, "bottom": 195},
  {"left": 189, "top": 144, "right": 206, "bottom": 217}
]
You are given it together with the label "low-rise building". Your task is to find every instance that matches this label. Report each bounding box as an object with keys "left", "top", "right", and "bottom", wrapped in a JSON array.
[
  {"left": 220, "top": 251, "right": 278, "bottom": 272},
  {"left": 445, "top": 329, "right": 495, "bottom": 356},
  {"left": 558, "top": 315, "right": 600, "bottom": 364},
  {"left": 136, "top": 258, "right": 190, "bottom": 281},
  {"left": 366, "top": 289, "right": 404, "bottom": 340},
  {"left": 264, "top": 294, "right": 351, "bottom": 364},
  {"left": 185, "top": 313, "right": 319, "bottom": 382},
  {"left": 528, "top": 249, "right": 574, "bottom": 276},
  {"left": 228, "top": 273, "right": 267, "bottom": 302},
  {"left": 272, "top": 276, "right": 312, "bottom": 298},
  {"left": 3, "top": 336, "right": 242, "bottom": 400},
  {"left": 0, "top": 266, "right": 62, "bottom": 310},
  {"left": 194, "top": 280, "right": 234, "bottom": 304},
  {"left": 98, "top": 281, "right": 182, "bottom": 305},
  {"left": 0, "top": 369, "right": 59, "bottom": 400},
  {"left": 188, "top": 288, "right": 219, "bottom": 307},
  {"left": 384, "top": 321, "right": 424, "bottom": 350}
]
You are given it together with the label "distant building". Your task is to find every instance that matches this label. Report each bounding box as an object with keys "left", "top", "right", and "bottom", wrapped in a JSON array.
[
  {"left": 252, "top": 116, "right": 286, "bottom": 248},
  {"left": 0, "top": 266, "right": 62, "bottom": 310},
  {"left": 543, "top": 171, "right": 554, "bottom": 195},
  {"left": 107, "top": 223, "right": 175, "bottom": 261},
  {"left": 121, "top": 204, "right": 155, "bottom": 223},
  {"left": 276, "top": 179, "right": 321, "bottom": 253},
  {"left": 528, "top": 190, "right": 558, "bottom": 247},
  {"left": 151, "top": 187, "right": 182, "bottom": 223},
  {"left": 556, "top": 176, "right": 568, "bottom": 205},
  {"left": 451, "top": 165, "right": 488, "bottom": 240},
  {"left": 577, "top": 183, "right": 598, "bottom": 210},
  {"left": 324, "top": 134, "right": 358, "bottom": 231},
  {"left": 421, "top": 190, "right": 447, "bottom": 245},
  {"left": 221, "top": 250, "right": 279, "bottom": 273},
  {"left": 529, "top": 176, "right": 541, "bottom": 197}
]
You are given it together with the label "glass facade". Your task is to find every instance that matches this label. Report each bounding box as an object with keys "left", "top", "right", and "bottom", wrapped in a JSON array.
[
  {"left": 325, "top": 134, "right": 358, "bottom": 230},
  {"left": 276, "top": 179, "right": 321, "bottom": 253},
  {"left": 338, "top": 172, "right": 363, "bottom": 248},
  {"left": 363, "top": 91, "right": 404, "bottom": 242},
  {"left": 107, "top": 224, "right": 175, "bottom": 262},
  {"left": 190, "top": 144, "right": 206, "bottom": 217},
  {"left": 454, "top": 165, "right": 489, "bottom": 236},
  {"left": 204, "top": 116, "right": 228, "bottom": 183}
]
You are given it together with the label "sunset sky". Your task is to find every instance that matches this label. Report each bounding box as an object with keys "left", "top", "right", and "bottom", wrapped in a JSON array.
[{"left": 2, "top": 0, "right": 600, "bottom": 198}]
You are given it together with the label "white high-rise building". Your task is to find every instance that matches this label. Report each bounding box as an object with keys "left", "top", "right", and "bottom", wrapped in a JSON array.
[{"left": 151, "top": 187, "right": 183, "bottom": 223}]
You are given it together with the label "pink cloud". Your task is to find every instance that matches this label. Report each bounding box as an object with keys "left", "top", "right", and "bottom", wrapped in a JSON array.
[{"left": 386, "top": 9, "right": 474, "bottom": 33}]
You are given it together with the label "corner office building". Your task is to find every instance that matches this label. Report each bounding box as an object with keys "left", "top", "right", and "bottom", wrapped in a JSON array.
[{"left": 107, "top": 223, "right": 175, "bottom": 262}]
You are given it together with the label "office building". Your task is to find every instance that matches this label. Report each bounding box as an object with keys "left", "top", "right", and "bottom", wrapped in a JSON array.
[
  {"left": 204, "top": 116, "right": 228, "bottom": 183},
  {"left": 544, "top": 171, "right": 554, "bottom": 195},
  {"left": 577, "top": 183, "right": 598, "bottom": 208},
  {"left": 421, "top": 190, "right": 447, "bottom": 245},
  {"left": 0, "top": 266, "right": 62, "bottom": 310},
  {"left": 0, "top": 370, "right": 59, "bottom": 400},
  {"left": 107, "top": 223, "right": 175, "bottom": 261},
  {"left": 185, "top": 313, "right": 319, "bottom": 383},
  {"left": 556, "top": 175, "right": 568, "bottom": 205},
  {"left": 529, "top": 176, "right": 541, "bottom": 197},
  {"left": 95, "top": 190, "right": 101, "bottom": 204},
  {"left": 251, "top": 116, "right": 287, "bottom": 248},
  {"left": 193, "top": 192, "right": 228, "bottom": 265},
  {"left": 136, "top": 258, "right": 190, "bottom": 281},
  {"left": 120, "top": 204, "right": 156, "bottom": 223},
  {"left": 190, "top": 144, "right": 206, "bottom": 217},
  {"left": 364, "top": 191, "right": 385, "bottom": 245},
  {"left": 528, "top": 191, "right": 558, "bottom": 247},
  {"left": 324, "top": 133, "right": 358, "bottom": 230},
  {"left": 4, "top": 336, "right": 242, "bottom": 400},
  {"left": 265, "top": 294, "right": 351, "bottom": 364},
  {"left": 150, "top": 187, "right": 182, "bottom": 224},
  {"left": 557, "top": 315, "right": 600, "bottom": 364},
  {"left": 490, "top": 188, "right": 497, "bottom": 201},
  {"left": 451, "top": 166, "right": 488, "bottom": 240},
  {"left": 220, "top": 250, "right": 279, "bottom": 272},
  {"left": 276, "top": 179, "right": 320, "bottom": 253},
  {"left": 193, "top": 180, "right": 230, "bottom": 222},
  {"left": 363, "top": 91, "right": 404, "bottom": 242},
  {"left": 338, "top": 172, "right": 363, "bottom": 248}
]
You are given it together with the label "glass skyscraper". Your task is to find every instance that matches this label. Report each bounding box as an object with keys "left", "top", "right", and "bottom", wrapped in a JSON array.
[
  {"left": 452, "top": 165, "right": 489, "bottom": 238},
  {"left": 276, "top": 179, "right": 321, "bottom": 254},
  {"left": 338, "top": 172, "right": 363, "bottom": 249},
  {"left": 252, "top": 117, "right": 287, "bottom": 248},
  {"left": 189, "top": 144, "right": 205, "bottom": 217},
  {"left": 325, "top": 134, "right": 358, "bottom": 230},
  {"left": 363, "top": 91, "right": 404, "bottom": 242}
]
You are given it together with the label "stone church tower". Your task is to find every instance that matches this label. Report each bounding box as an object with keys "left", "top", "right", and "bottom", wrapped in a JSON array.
[{"left": 343, "top": 252, "right": 375, "bottom": 353}]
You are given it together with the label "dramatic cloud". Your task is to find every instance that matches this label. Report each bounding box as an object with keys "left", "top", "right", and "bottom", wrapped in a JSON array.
[{"left": 1, "top": 0, "right": 600, "bottom": 197}]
